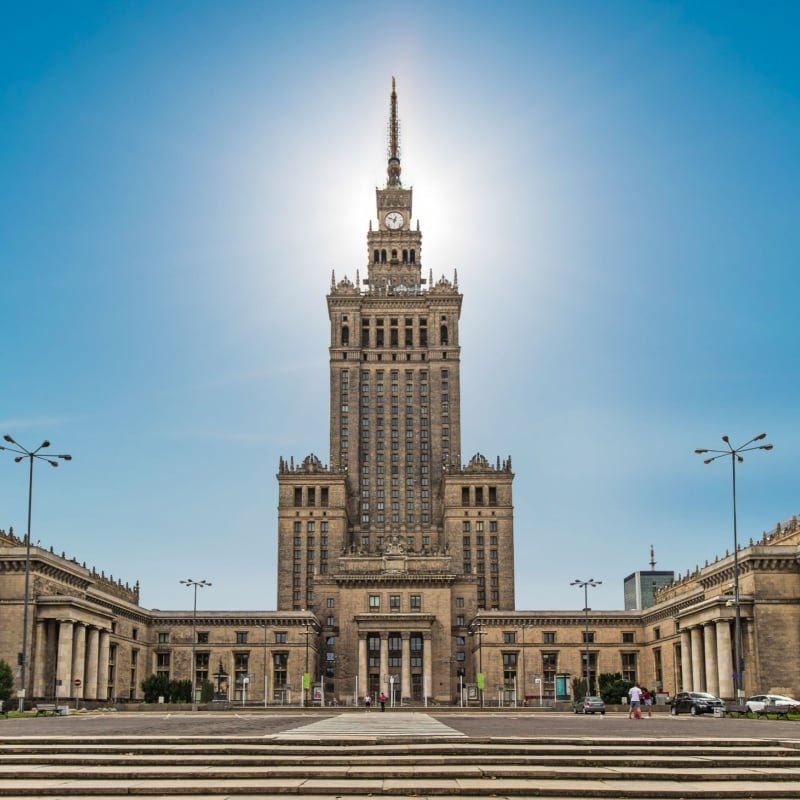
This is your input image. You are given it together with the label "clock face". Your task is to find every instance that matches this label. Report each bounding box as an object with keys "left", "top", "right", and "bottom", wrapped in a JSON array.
[{"left": 384, "top": 211, "right": 404, "bottom": 230}]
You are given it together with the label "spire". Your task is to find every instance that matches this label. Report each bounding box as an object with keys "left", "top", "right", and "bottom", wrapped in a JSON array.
[
  {"left": 386, "top": 76, "right": 401, "bottom": 187},
  {"left": 649, "top": 544, "right": 656, "bottom": 570}
]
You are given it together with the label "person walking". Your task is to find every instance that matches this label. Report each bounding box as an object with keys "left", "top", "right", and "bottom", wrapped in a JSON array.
[
  {"left": 364, "top": 693, "right": 372, "bottom": 711},
  {"left": 642, "top": 687, "right": 653, "bottom": 717},
  {"left": 379, "top": 691, "right": 387, "bottom": 712},
  {"left": 628, "top": 684, "right": 643, "bottom": 719}
]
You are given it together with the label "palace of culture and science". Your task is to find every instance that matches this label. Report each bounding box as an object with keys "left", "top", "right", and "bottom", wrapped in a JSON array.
[{"left": 1, "top": 82, "right": 798, "bottom": 707}]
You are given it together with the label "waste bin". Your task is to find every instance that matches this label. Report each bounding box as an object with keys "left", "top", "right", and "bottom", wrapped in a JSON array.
[{"left": 713, "top": 707, "right": 725, "bottom": 718}]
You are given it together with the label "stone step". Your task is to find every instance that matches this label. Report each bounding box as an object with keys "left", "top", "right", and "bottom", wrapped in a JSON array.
[{"left": 2, "top": 737, "right": 800, "bottom": 798}]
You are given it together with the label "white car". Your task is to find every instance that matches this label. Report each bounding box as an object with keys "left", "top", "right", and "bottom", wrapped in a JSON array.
[{"left": 745, "top": 694, "right": 799, "bottom": 713}]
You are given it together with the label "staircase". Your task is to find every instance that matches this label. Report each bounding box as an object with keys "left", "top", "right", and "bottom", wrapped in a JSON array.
[{"left": 1, "top": 735, "right": 800, "bottom": 797}]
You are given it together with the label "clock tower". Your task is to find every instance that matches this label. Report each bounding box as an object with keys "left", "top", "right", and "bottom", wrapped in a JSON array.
[{"left": 278, "top": 79, "right": 515, "bottom": 704}]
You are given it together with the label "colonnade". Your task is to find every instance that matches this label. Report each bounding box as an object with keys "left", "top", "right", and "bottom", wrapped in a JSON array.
[
  {"left": 679, "top": 618, "right": 735, "bottom": 698},
  {"left": 31, "top": 618, "right": 111, "bottom": 701},
  {"left": 357, "top": 631, "right": 432, "bottom": 701}
]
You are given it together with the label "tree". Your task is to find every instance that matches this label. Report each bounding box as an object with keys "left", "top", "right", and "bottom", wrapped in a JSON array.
[
  {"left": 200, "top": 679, "right": 214, "bottom": 703},
  {"left": 571, "top": 677, "right": 588, "bottom": 700},
  {"left": 0, "top": 659, "right": 13, "bottom": 702},
  {"left": 168, "top": 679, "right": 192, "bottom": 704},
  {"left": 598, "top": 672, "right": 633, "bottom": 704},
  {"left": 140, "top": 673, "right": 170, "bottom": 703}
]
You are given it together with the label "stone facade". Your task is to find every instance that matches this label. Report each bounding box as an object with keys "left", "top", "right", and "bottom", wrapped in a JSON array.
[{"left": 1, "top": 82, "right": 798, "bottom": 707}]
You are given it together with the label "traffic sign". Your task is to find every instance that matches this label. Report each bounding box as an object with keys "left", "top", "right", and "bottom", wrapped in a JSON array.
[{"left": 74, "top": 678, "right": 81, "bottom": 687}]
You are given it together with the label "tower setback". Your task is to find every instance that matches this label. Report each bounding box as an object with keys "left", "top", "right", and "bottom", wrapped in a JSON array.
[{"left": 276, "top": 80, "right": 515, "bottom": 703}]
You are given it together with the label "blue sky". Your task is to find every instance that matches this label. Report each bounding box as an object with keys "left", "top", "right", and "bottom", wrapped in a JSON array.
[{"left": 1, "top": 1, "right": 798, "bottom": 613}]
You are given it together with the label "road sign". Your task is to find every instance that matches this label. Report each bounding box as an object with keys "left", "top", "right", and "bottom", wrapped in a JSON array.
[{"left": 74, "top": 678, "right": 81, "bottom": 687}]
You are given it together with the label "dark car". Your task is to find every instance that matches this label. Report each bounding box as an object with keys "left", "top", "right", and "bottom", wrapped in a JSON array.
[
  {"left": 574, "top": 695, "right": 606, "bottom": 714},
  {"left": 669, "top": 691, "right": 724, "bottom": 716}
]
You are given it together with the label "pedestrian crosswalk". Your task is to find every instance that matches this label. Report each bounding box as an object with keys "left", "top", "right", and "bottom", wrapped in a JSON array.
[{"left": 274, "top": 711, "right": 465, "bottom": 739}]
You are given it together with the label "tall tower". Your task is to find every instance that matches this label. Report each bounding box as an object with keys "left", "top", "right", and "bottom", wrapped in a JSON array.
[{"left": 277, "top": 80, "right": 515, "bottom": 704}]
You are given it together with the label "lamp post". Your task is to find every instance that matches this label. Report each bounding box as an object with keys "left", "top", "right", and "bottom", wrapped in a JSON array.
[
  {"left": 301, "top": 621, "right": 313, "bottom": 707},
  {"left": 1, "top": 434, "right": 71, "bottom": 711},
  {"left": 695, "top": 433, "right": 772, "bottom": 699},
  {"left": 520, "top": 623, "right": 533, "bottom": 707},
  {"left": 179, "top": 579, "right": 211, "bottom": 711},
  {"left": 570, "top": 579, "right": 602, "bottom": 698},
  {"left": 470, "top": 621, "right": 486, "bottom": 707}
]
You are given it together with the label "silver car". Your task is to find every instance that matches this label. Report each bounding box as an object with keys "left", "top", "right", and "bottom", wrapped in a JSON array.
[{"left": 574, "top": 695, "right": 606, "bottom": 714}]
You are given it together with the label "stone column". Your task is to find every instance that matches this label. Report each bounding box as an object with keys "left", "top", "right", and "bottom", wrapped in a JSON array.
[
  {"left": 703, "top": 622, "right": 719, "bottom": 697},
  {"left": 56, "top": 620, "right": 75, "bottom": 699},
  {"left": 71, "top": 623, "right": 87, "bottom": 699},
  {"left": 690, "top": 626, "right": 704, "bottom": 692},
  {"left": 423, "top": 633, "right": 432, "bottom": 703},
  {"left": 680, "top": 629, "right": 692, "bottom": 692},
  {"left": 401, "top": 633, "right": 411, "bottom": 702},
  {"left": 32, "top": 619, "right": 49, "bottom": 698},
  {"left": 715, "top": 619, "right": 734, "bottom": 700},
  {"left": 379, "top": 633, "right": 389, "bottom": 696},
  {"left": 84, "top": 627, "right": 100, "bottom": 701},
  {"left": 357, "top": 634, "right": 367, "bottom": 701},
  {"left": 96, "top": 629, "right": 110, "bottom": 701}
]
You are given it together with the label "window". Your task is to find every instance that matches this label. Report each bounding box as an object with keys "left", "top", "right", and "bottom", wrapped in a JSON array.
[
  {"left": 326, "top": 597, "right": 334, "bottom": 608},
  {"left": 621, "top": 652, "right": 637, "bottom": 683},
  {"left": 462, "top": 521, "right": 471, "bottom": 533},
  {"left": 156, "top": 652, "right": 170, "bottom": 677},
  {"left": 197, "top": 632, "right": 209, "bottom": 644},
  {"left": 389, "top": 594, "right": 401, "bottom": 610},
  {"left": 455, "top": 597, "right": 465, "bottom": 608},
  {"left": 369, "top": 595, "right": 380, "bottom": 610},
  {"left": 157, "top": 632, "right": 169, "bottom": 644},
  {"left": 236, "top": 631, "right": 248, "bottom": 644},
  {"left": 543, "top": 631, "right": 556, "bottom": 644},
  {"left": 622, "top": 631, "right": 635, "bottom": 644},
  {"left": 503, "top": 631, "right": 516, "bottom": 644},
  {"left": 582, "top": 631, "right": 595, "bottom": 644},
  {"left": 653, "top": 626, "right": 661, "bottom": 640},
  {"left": 461, "top": 487, "right": 470, "bottom": 506},
  {"left": 273, "top": 653, "right": 288, "bottom": 688},
  {"left": 275, "top": 632, "right": 287, "bottom": 644},
  {"left": 410, "top": 594, "right": 421, "bottom": 610},
  {"left": 456, "top": 615, "right": 465, "bottom": 627}
]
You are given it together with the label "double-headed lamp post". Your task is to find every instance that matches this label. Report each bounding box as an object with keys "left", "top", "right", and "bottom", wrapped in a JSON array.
[
  {"left": 1, "top": 434, "right": 71, "bottom": 711},
  {"left": 695, "top": 433, "right": 772, "bottom": 699},
  {"left": 570, "top": 579, "right": 602, "bottom": 698},
  {"left": 180, "top": 579, "right": 211, "bottom": 711}
]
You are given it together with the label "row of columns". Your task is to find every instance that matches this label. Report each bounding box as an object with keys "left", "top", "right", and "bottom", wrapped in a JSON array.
[
  {"left": 357, "top": 631, "right": 432, "bottom": 700},
  {"left": 31, "top": 619, "right": 111, "bottom": 701},
  {"left": 680, "top": 618, "right": 734, "bottom": 699}
]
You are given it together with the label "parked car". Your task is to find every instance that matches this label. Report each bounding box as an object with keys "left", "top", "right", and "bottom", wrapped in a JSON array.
[
  {"left": 745, "top": 694, "right": 800, "bottom": 713},
  {"left": 668, "top": 691, "right": 724, "bottom": 716},
  {"left": 574, "top": 695, "right": 606, "bottom": 714}
]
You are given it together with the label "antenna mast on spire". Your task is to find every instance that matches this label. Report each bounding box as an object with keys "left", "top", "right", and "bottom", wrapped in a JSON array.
[
  {"left": 649, "top": 544, "right": 656, "bottom": 570},
  {"left": 387, "top": 76, "right": 402, "bottom": 187}
]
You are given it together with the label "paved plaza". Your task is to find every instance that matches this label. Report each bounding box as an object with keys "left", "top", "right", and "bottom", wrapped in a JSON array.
[{"left": 2, "top": 708, "right": 799, "bottom": 739}]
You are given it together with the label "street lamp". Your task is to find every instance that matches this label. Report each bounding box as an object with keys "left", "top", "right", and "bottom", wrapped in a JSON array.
[
  {"left": 571, "top": 579, "right": 602, "bottom": 698},
  {"left": 1, "top": 434, "right": 71, "bottom": 711},
  {"left": 301, "top": 621, "right": 313, "bottom": 708},
  {"left": 695, "top": 433, "right": 773, "bottom": 699},
  {"left": 180, "top": 579, "right": 211, "bottom": 711},
  {"left": 470, "top": 621, "right": 486, "bottom": 707}
]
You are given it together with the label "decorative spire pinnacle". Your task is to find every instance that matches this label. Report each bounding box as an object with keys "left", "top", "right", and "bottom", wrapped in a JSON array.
[{"left": 387, "top": 76, "right": 401, "bottom": 187}]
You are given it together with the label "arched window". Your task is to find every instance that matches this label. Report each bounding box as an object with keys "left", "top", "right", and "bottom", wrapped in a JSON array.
[
  {"left": 341, "top": 325, "right": 349, "bottom": 346},
  {"left": 391, "top": 249, "right": 398, "bottom": 261},
  {"left": 373, "top": 249, "right": 379, "bottom": 263},
  {"left": 410, "top": 249, "right": 416, "bottom": 263},
  {"left": 440, "top": 325, "right": 449, "bottom": 345},
  {"left": 402, "top": 249, "right": 408, "bottom": 264},
  {"left": 381, "top": 249, "right": 387, "bottom": 263}
]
